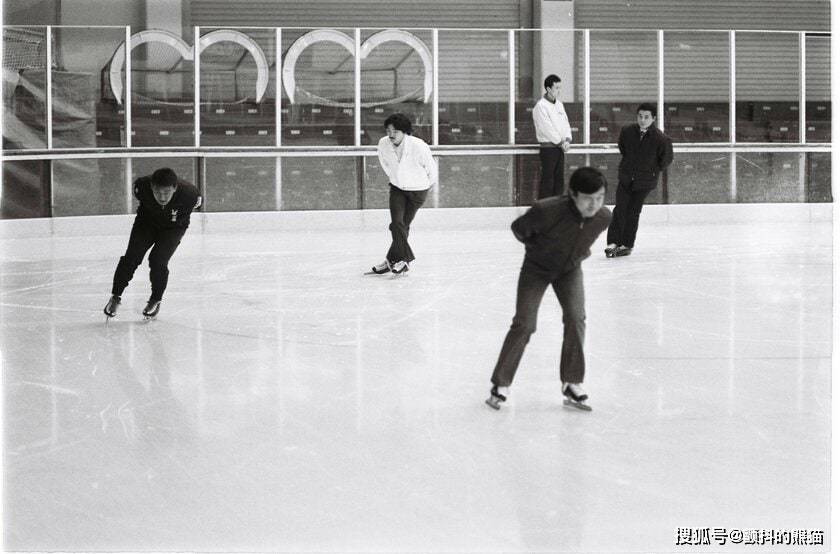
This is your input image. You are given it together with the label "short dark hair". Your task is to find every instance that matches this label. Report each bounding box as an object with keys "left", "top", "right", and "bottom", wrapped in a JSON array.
[
  {"left": 543, "top": 74, "right": 561, "bottom": 90},
  {"left": 569, "top": 167, "right": 608, "bottom": 195},
  {"left": 151, "top": 168, "right": 178, "bottom": 188},
  {"left": 383, "top": 113, "right": 413, "bottom": 135},
  {"left": 637, "top": 103, "right": 657, "bottom": 117}
]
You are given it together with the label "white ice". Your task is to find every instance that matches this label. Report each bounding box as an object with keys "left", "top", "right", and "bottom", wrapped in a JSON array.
[{"left": 0, "top": 206, "right": 832, "bottom": 552}]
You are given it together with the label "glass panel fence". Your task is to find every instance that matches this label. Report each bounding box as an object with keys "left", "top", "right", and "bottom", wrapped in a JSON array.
[
  {"left": 3, "top": 26, "right": 49, "bottom": 149},
  {"left": 667, "top": 152, "right": 732, "bottom": 204},
  {"left": 438, "top": 30, "right": 509, "bottom": 145},
  {"left": 360, "top": 28, "right": 433, "bottom": 146},
  {"left": 280, "top": 28, "right": 356, "bottom": 147},
  {"left": 664, "top": 31, "right": 730, "bottom": 143},
  {"left": 128, "top": 30, "right": 196, "bottom": 147},
  {"left": 589, "top": 30, "right": 658, "bottom": 144},
  {"left": 2, "top": 26, "right": 835, "bottom": 150},
  {"left": 736, "top": 151, "right": 802, "bottom": 202},
  {"left": 52, "top": 158, "right": 127, "bottom": 216},
  {"left": 805, "top": 34, "right": 830, "bottom": 143},
  {"left": 199, "top": 28, "right": 276, "bottom": 147},
  {"left": 735, "top": 32, "right": 799, "bottom": 143},
  {"left": 437, "top": 155, "right": 513, "bottom": 207},
  {"left": 52, "top": 27, "right": 126, "bottom": 149},
  {"left": 204, "top": 157, "right": 277, "bottom": 211},
  {"left": 281, "top": 156, "right": 359, "bottom": 210},
  {"left": 1, "top": 159, "right": 51, "bottom": 218},
  {"left": 806, "top": 152, "right": 831, "bottom": 202},
  {"left": 2, "top": 150, "right": 833, "bottom": 219},
  {"left": 515, "top": 30, "right": 583, "bottom": 146}
]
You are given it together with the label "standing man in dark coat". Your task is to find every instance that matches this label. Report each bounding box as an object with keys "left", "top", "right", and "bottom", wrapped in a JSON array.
[
  {"left": 605, "top": 103, "right": 673, "bottom": 257},
  {"left": 104, "top": 168, "right": 201, "bottom": 319}
]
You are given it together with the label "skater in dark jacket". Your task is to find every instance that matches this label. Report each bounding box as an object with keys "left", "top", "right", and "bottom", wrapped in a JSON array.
[
  {"left": 486, "top": 166, "right": 611, "bottom": 411},
  {"left": 103, "top": 168, "right": 201, "bottom": 319},
  {"left": 605, "top": 102, "right": 673, "bottom": 257}
]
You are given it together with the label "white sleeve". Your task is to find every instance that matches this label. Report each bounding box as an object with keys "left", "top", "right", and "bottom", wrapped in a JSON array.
[
  {"left": 532, "top": 102, "right": 564, "bottom": 144},
  {"left": 377, "top": 139, "right": 397, "bottom": 182},
  {"left": 558, "top": 102, "right": 573, "bottom": 143},
  {"left": 421, "top": 142, "right": 438, "bottom": 188}
]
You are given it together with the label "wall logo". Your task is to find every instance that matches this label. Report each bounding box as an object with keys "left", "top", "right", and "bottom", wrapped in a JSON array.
[
  {"left": 109, "top": 29, "right": 270, "bottom": 104},
  {"left": 108, "top": 28, "right": 432, "bottom": 106}
]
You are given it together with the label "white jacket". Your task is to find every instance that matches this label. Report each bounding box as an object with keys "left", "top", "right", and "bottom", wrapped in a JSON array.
[
  {"left": 532, "top": 96, "right": 572, "bottom": 145},
  {"left": 377, "top": 135, "right": 438, "bottom": 191}
]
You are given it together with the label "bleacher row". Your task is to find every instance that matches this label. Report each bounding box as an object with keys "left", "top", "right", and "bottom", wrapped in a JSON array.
[{"left": 94, "top": 100, "right": 832, "bottom": 147}]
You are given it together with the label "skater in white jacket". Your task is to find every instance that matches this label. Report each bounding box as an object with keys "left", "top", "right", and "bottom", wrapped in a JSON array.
[{"left": 370, "top": 113, "right": 438, "bottom": 275}]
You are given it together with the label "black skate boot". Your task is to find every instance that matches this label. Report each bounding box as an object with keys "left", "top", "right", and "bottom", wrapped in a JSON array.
[
  {"left": 142, "top": 299, "right": 161, "bottom": 320},
  {"left": 367, "top": 260, "right": 391, "bottom": 275},
  {"left": 391, "top": 260, "right": 409, "bottom": 275},
  {"left": 562, "top": 382, "right": 592, "bottom": 411},
  {"left": 604, "top": 244, "right": 619, "bottom": 258},
  {"left": 614, "top": 246, "right": 633, "bottom": 257},
  {"left": 103, "top": 295, "right": 121, "bottom": 319},
  {"left": 485, "top": 385, "right": 508, "bottom": 410}
]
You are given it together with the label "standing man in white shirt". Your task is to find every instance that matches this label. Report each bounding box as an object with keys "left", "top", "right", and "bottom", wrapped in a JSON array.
[
  {"left": 370, "top": 113, "right": 438, "bottom": 275},
  {"left": 532, "top": 74, "right": 573, "bottom": 199}
]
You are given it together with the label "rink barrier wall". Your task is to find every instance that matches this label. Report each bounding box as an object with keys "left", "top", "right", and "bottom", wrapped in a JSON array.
[{"left": 0, "top": 203, "right": 831, "bottom": 240}]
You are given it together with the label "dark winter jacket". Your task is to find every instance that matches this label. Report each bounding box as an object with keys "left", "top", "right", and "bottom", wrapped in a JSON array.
[
  {"left": 512, "top": 196, "right": 612, "bottom": 276},
  {"left": 617, "top": 124, "right": 674, "bottom": 191},
  {"left": 133, "top": 177, "right": 202, "bottom": 230}
]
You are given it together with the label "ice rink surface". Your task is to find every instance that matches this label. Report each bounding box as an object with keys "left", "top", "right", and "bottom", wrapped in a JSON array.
[{"left": 0, "top": 207, "right": 832, "bottom": 552}]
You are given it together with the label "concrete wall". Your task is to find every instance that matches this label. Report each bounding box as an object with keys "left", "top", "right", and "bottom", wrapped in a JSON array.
[{"left": 3, "top": 0, "right": 60, "bottom": 25}]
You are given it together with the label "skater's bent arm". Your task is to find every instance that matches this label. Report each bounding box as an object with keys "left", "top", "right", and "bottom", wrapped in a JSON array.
[{"left": 511, "top": 205, "right": 546, "bottom": 243}]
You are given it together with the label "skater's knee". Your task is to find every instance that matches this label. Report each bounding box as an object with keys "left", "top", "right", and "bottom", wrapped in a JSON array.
[
  {"left": 510, "top": 318, "right": 537, "bottom": 336},
  {"left": 563, "top": 312, "right": 586, "bottom": 328},
  {"left": 119, "top": 254, "right": 144, "bottom": 268},
  {"left": 147, "top": 254, "right": 169, "bottom": 270}
]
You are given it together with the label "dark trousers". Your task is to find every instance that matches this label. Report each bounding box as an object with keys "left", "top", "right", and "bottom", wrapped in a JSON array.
[
  {"left": 606, "top": 181, "right": 652, "bottom": 248},
  {"left": 538, "top": 145, "right": 565, "bottom": 199},
  {"left": 112, "top": 220, "right": 186, "bottom": 301},
  {"left": 386, "top": 184, "right": 428, "bottom": 264},
  {"left": 491, "top": 265, "right": 586, "bottom": 387}
]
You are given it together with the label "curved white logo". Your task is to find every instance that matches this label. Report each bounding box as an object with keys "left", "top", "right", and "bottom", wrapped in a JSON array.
[
  {"left": 282, "top": 29, "right": 432, "bottom": 106},
  {"left": 109, "top": 29, "right": 270, "bottom": 104},
  {"left": 109, "top": 28, "right": 432, "bottom": 107}
]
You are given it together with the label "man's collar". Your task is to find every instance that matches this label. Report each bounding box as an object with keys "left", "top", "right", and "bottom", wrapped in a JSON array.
[{"left": 566, "top": 195, "right": 585, "bottom": 220}]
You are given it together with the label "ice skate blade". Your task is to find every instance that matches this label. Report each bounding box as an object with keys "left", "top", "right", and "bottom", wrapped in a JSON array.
[
  {"left": 563, "top": 398, "right": 592, "bottom": 411},
  {"left": 485, "top": 397, "right": 502, "bottom": 410}
]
